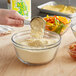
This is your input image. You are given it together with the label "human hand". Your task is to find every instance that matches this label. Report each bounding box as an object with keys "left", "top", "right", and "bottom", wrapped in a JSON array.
[{"left": 0, "top": 9, "right": 24, "bottom": 27}]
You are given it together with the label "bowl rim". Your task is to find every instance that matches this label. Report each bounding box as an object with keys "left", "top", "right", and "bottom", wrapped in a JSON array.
[
  {"left": 71, "top": 23, "right": 76, "bottom": 32},
  {"left": 11, "top": 30, "right": 61, "bottom": 50}
]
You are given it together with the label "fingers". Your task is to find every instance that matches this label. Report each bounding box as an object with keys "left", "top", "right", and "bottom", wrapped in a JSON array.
[
  {"left": 6, "top": 18, "right": 24, "bottom": 27},
  {"left": 8, "top": 10, "right": 24, "bottom": 20},
  {"left": 0, "top": 9, "right": 24, "bottom": 27}
]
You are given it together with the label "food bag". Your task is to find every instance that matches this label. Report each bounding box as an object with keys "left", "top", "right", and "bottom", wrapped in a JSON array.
[{"left": 11, "top": 0, "right": 31, "bottom": 21}]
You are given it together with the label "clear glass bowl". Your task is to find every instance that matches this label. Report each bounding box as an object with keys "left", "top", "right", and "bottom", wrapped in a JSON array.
[
  {"left": 71, "top": 24, "right": 76, "bottom": 38},
  {"left": 44, "top": 16, "right": 71, "bottom": 35},
  {"left": 11, "top": 30, "right": 61, "bottom": 65}
]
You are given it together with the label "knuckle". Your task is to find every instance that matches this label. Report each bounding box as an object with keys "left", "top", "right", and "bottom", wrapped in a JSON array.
[{"left": 16, "top": 20, "right": 20, "bottom": 24}]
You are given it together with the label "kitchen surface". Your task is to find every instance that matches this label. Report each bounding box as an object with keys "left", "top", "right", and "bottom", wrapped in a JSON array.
[{"left": 0, "top": 0, "right": 76, "bottom": 76}]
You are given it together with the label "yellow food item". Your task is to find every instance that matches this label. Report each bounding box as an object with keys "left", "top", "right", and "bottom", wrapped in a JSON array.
[
  {"left": 42, "top": 5, "right": 76, "bottom": 14},
  {"left": 56, "top": 16, "right": 70, "bottom": 24}
]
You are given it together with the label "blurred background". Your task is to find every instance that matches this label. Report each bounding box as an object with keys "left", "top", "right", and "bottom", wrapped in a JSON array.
[{"left": 0, "top": 0, "right": 76, "bottom": 17}]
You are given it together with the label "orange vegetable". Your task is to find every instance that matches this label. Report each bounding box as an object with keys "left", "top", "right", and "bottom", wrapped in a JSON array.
[
  {"left": 44, "top": 16, "right": 55, "bottom": 23},
  {"left": 56, "top": 16, "right": 69, "bottom": 24},
  {"left": 45, "top": 25, "right": 50, "bottom": 31}
]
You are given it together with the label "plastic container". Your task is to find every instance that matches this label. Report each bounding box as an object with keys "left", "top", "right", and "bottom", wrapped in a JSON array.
[{"left": 11, "top": 30, "right": 61, "bottom": 65}]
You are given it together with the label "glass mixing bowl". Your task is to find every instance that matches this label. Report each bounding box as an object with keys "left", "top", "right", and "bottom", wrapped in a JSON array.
[{"left": 11, "top": 30, "right": 61, "bottom": 65}]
